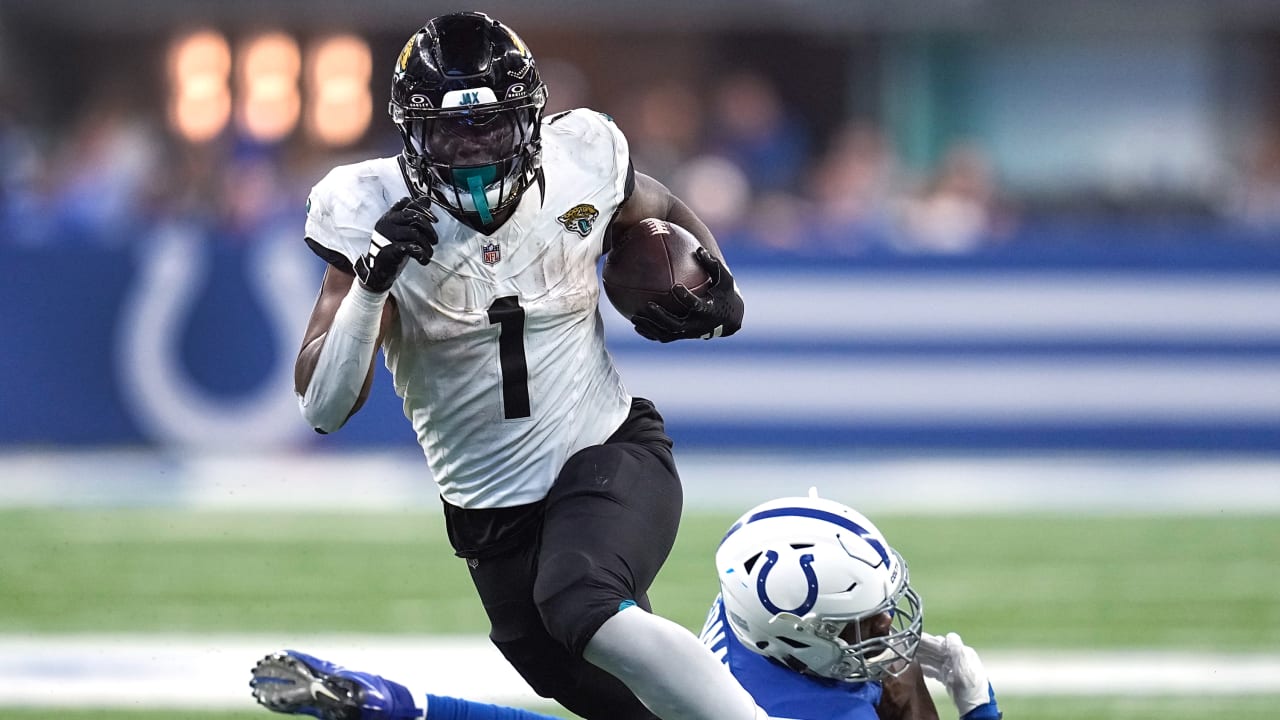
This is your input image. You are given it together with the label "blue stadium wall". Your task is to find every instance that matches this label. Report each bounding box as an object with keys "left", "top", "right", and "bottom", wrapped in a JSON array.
[{"left": 3, "top": 220, "right": 1279, "bottom": 453}]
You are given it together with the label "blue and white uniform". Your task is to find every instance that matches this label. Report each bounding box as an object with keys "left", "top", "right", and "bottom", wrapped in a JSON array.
[{"left": 699, "top": 595, "right": 883, "bottom": 720}]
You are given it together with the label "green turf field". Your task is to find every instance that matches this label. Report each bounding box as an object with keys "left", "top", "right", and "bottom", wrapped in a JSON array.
[
  {"left": 3, "top": 509, "right": 1278, "bottom": 649},
  {"left": 2, "top": 509, "right": 1279, "bottom": 719}
]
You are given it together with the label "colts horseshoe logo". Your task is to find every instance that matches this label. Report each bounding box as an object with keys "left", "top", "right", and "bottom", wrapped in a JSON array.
[
  {"left": 756, "top": 550, "right": 820, "bottom": 616},
  {"left": 116, "top": 224, "right": 315, "bottom": 448}
]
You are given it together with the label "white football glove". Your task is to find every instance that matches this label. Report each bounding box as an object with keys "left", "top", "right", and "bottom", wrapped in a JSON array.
[{"left": 916, "top": 631, "right": 999, "bottom": 718}]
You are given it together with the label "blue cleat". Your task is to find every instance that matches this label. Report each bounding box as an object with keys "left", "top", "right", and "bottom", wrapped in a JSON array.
[{"left": 250, "top": 650, "right": 420, "bottom": 720}]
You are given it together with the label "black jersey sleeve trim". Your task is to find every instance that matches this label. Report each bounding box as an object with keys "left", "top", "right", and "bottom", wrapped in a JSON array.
[
  {"left": 304, "top": 237, "right": 355, "bottom": 274},
  {"left": 601, "top": 162, "right": 636, "bottom": 254},
  {"left": 622, "top": 160, "right": 636, "bottom": 203}
]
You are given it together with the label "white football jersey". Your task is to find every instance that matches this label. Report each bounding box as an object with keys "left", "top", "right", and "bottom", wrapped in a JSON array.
[{"left": 304, "top": 109, "right": 633, "bottom": 508}]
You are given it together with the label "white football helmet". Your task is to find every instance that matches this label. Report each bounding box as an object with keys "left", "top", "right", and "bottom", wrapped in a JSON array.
[{"left": 714, "top": 491, "right": 923, "bottom": 683}]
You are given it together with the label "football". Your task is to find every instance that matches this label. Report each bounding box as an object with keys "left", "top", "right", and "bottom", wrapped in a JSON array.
[{"left": 603, "top": 219, "right": 712, "bottom": 320}]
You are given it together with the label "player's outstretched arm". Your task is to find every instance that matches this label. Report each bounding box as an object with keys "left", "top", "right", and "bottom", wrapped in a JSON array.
[
  {"left": 611, "top": 172, "right": 744, "bottom": 342},
  {"left": 295, "top": 197, "right": 436, "bottom": 433},
  {"left": 916, "top": 632, "right": 1003, "bottom": 720},
  {"left": 424, "top": 694, "right": 562, "bottom": 719}
]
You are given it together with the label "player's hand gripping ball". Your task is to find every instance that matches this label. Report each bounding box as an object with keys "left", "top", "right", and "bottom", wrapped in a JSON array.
[
  {"left": 603, "top": 219, "right": 743, "bottom": 342},
  {"left": 355, "top": 196, "right": 438, "bottom": 293}
]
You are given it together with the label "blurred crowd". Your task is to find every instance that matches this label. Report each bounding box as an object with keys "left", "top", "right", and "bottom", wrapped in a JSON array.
[
  {"left": 0, "top": 67, "right": 1019, "bottom": 256},
  {"left": 2, "top": 63, "right": 1278, "bottom": 256},
  {"left": 0, "top": 82, "right": 318, "bottom": 249},
  {"left": 617, "top": 71, "right": 1017, "bottom": 257}
]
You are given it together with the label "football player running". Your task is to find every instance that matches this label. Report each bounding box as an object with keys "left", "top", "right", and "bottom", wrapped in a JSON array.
[
  {"left": 292, "top": 10, "right": 745, "bottom": 720},
  {"left": 250, "top": 492, "right": 1001, "bottom": 720}
]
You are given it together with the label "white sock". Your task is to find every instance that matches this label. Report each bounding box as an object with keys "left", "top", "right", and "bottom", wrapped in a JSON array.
[{"left": 583, "top": 606, "right": 769, "bottom": 720}]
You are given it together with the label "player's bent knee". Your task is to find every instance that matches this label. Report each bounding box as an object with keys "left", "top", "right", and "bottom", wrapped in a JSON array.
[
  {"left": 534, "top": 549, "right": 627, "bottom": 657},
  {"left": 491, "top": 632, "right": 658, "bottom": 720}
]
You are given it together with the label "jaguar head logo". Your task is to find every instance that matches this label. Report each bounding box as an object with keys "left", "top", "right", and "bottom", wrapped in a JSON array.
[{"left": 557, "top": 204, "right": 599, "bottom": 237}]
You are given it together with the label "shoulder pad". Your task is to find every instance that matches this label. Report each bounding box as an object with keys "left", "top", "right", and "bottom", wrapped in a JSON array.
[{"left": 305, "top": 157, "right": 403, "bottom": 265}]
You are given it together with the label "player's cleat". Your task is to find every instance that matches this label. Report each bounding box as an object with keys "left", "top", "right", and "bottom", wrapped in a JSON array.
[{"left": 250, "top": 650, "right": 420, "bottom": 720}]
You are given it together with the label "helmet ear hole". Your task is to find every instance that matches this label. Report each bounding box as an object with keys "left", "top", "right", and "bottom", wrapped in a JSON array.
[{"left": 742, "top": 552, "right": 763, "bottom": 573}]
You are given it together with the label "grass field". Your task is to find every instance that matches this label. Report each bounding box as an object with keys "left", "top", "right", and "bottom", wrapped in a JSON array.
[
  {"left": 4, "top": 509, "right": 1278, "bottom": 648},
  {"left": 3, "top": 508, "right": 1279, "bottom": 719}
]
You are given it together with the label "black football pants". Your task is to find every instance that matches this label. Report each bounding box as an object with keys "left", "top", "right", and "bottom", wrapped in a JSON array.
[{"left": 444, "top": 398, "right": 682, "bottom": 720}]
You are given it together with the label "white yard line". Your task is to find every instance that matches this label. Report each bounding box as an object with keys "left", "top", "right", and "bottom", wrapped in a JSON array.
[{"left": 1, "top": 635, "right": 1279, "bottom": 709}]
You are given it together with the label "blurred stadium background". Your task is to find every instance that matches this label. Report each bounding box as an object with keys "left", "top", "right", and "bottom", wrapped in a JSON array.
[{"left": 2, "top": 0, "right": 1279, "bottom": 718}]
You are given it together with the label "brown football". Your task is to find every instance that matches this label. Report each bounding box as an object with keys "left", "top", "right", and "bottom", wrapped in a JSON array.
[{"left": 602, "top": 219, "right": 712, "bottom": 320}]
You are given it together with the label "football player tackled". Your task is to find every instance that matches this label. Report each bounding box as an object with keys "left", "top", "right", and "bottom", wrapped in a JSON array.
[
  {"left": 251, "top": 492, "right": 1002, "bottom": 720},
  {"left": 289, "top": 10, "right": 746, "bottom": 720}
]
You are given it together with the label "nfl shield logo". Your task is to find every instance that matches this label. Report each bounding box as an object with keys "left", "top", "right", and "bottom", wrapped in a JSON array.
[{"left": 482, "top": 242, "right": 501, "bottom": 265}]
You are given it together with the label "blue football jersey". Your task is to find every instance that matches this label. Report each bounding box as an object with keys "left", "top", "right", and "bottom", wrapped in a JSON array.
[{"left": 699, "top": 596, "right": 882, "bottom": 720}]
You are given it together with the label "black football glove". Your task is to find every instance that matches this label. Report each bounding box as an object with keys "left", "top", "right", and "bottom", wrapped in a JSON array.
[
  {"left": 632, "top": 247, "right": 744, "bottom": 342},
  {"left": 354, "top": 196, "right": 438, "bottom": 293}
]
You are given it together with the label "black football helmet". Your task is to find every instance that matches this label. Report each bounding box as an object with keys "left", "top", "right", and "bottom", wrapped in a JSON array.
[{"left": 389, "top": 12, "right": 548, "bottom": 229}]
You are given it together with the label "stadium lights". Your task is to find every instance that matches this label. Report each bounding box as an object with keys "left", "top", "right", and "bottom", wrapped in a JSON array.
[
  {"left": 167, "top": 30, "right": 232, "bottom": 143},
  {"left": 168, "top": 30, "right": 372, "bottom": 147},
  {"left": 236, "top": 32, "right": 302, "bottom": 143},
  {"left": 306, "top": 35, "right": 373, "bottom": 147}
]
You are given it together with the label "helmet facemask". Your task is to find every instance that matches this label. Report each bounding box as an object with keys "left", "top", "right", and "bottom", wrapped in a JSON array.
[{"left": 392, "top": 87, "right": 546, "bottom": 227}]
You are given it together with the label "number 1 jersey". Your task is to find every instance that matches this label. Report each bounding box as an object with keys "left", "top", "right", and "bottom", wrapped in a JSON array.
[{"left": 303, "top": 109, "right": 634, "bottom": 509}]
